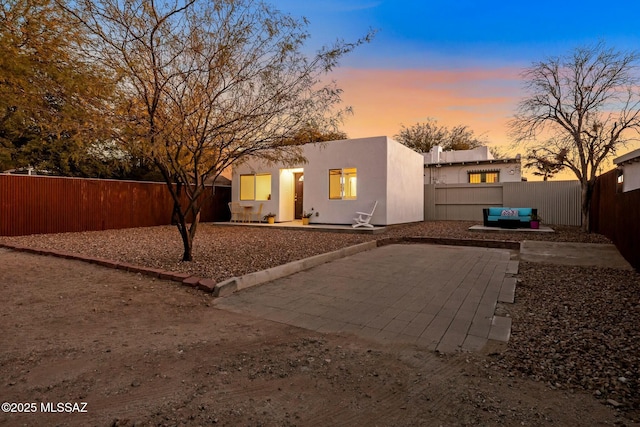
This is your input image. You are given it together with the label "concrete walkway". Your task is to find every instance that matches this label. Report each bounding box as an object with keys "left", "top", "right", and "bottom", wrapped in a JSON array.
[
  {"left": 520, "top": 241, "right": 634, "bottom": 270},
  {"left": 214, "top": 244, "right": 518, "bottom": 353}
]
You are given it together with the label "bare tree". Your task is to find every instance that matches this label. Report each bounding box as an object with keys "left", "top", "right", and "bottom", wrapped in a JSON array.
[
  {"left": 63, "top": 0, "right": 371, "bottom": 261},
  {"left": 394, "top": 118, "right": 485, "bottom": 153},
  {"left": 510, "top": 43, "right": 640, "bottom": 231},
  {"left": 488, "top": 146, "right": 506, "bottom": 159},
  {"left": 524, "top": 146, "right": 566, "bottom": 181}
]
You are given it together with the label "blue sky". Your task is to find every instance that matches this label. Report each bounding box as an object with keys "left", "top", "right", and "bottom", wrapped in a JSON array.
[
  {"left": 276, "top": 0, "right": 640, "bottom": 68},
  {"left": 272, "top": 0, "right": 640, "bottom": 158}
]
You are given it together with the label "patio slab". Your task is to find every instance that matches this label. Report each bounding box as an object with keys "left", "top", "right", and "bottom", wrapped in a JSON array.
[
  {"left": 212, "top": 220, "right": 386, "bottom": 234},
  {"left": 520, "top": 241, "right": 633, "bottom": 270},
  {"left": 214, "top": 244, "right": 517, "bottom": 354},
  {"left": 468, "top": 224, "right": 555, "bottom": 233}
]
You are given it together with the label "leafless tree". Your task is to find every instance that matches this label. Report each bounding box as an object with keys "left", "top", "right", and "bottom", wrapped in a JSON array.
[
  {"left": 524, "top": 146, "right": 566, "bottom": 181},
  {"left": 510, "top": 43, "right": 640, "bottom": 231},
  {"left": 63, "top": 0, "right": 371, "bottom": 260}
]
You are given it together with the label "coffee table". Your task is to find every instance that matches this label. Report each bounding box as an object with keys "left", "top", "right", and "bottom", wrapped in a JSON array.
[{"left": 497, "top": 218, "right": 521, "bottom": 229}]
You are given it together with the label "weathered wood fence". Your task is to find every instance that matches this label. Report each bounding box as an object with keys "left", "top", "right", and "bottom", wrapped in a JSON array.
[
  {"left": 0, "top": 174, "right": 230, "bottom": 236},
  {"left": 590, "top": 169, "right": 640, "bottom": 271}
]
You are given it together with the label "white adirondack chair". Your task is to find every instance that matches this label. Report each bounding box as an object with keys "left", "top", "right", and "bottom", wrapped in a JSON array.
[{"left": 352, "top": 201, "right": 378, "bottom": 228}]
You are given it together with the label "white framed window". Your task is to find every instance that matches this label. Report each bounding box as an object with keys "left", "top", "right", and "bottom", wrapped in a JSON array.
[
  {"left": 240, "top": 173, "right": 271, "bottom": 201},
  {"left": 329, "top": 167, "right": 357, "bottom": 199}
]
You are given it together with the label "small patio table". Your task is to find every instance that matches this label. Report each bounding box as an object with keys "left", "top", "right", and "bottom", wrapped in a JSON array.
[{"left": 240, "top": 205, "right": 254, "bottom": 222}]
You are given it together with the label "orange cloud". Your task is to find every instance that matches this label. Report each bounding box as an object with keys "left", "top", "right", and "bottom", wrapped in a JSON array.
[{"left": 332, "top": 67, "right": 523, "bottom": 147}]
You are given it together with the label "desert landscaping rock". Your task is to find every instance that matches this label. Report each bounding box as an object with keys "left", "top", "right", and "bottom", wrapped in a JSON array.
[
  {"left": 493, "top": 262, "right": 640, "bottom": 417},
  {"left": 0, "top": 221, "right": 637, "bottom": 425},
  {"left": 0, "top": 221, "right": 611, "bottom": 283}
]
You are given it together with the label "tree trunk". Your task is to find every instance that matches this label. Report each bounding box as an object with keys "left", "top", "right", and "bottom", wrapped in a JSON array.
[
  {"left": 580, "top": 180, "right": 595, "bottom": 233},
  {"left": 183, "top": 211, "right": 201, "bottom": 262},
  {"left": 175, "top": 201, "right": 203, "bottom": 262},
  {"left": 169, "top": 199, "right": 191, "bottom": 261},
  {"left": 178, "top": 219, "right": 193, "bottom": 262}
]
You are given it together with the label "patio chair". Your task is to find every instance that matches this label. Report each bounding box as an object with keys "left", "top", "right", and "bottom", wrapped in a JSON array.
[
  {"left": 251, "top": 203, "right": 264, "bottom": 222},
  {"left": 228, "top": 202, "right": 242, "bottom": 222},
  {"left": 352, "top": 201, "right": 378, "bottom": 228}
]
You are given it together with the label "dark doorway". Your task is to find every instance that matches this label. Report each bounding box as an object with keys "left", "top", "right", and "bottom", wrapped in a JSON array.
[{"left": 294, "top": 172, "right": 304, "bottom": 219}]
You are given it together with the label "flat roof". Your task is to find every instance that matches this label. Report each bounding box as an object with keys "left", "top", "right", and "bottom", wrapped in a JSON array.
[
  {"left": 614, "top": 148, "right": 640, "bottom": 165},
  {"left": 424, "top": 158, "right": 520, "bottom": 168}
]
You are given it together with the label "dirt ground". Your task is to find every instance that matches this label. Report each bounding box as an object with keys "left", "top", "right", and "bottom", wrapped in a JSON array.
[{"left": 0, "top": 248, "right": 633, "bottom": 426}]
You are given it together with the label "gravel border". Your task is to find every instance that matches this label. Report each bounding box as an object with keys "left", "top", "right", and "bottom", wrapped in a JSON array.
[
  {"left": 0, "top": 220, "right": 637, "bottom": 419},
  {"left": 0, "top": 221, "right": 611, "bottom": 283},
  {"left": 495, "top": 262, "right": 640, "bottom": 419}
]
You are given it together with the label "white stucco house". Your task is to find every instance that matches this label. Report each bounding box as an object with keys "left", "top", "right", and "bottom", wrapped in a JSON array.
[
  {"left": 423, "top": 145, "right": 522, "bottom": 184},
  {"left": 231, "top": 136, "right": 424, "bottom": 225},
  {"left": 614, "top": 147, "right": 640, "bottom": 192}
]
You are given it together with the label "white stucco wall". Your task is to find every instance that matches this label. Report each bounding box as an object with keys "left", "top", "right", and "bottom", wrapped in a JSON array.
[
  {"left": 231, "top": 136, "right": 424, "bottom": 225},
  {"left": 622, "top": 162, "right": 640, "bottom": 192},
  {"left": 386, "top": 139, "right": 424, "bottom": 223},
  {"left": 230, "top": 160, "right": 277, "bottom": 219},
  {"left": 301, "top": 137, "right": 388, "bottom": 224},
  {"left": 423, "top": 145, "right": 521, "bottom": 184},
  {"left": 424, "top": 162, "right": 521, "bottom": 184},
  {"left": 424, "top": 145, "right": 494, "bottom": 164},
  {"left": 614, "top": 148, "right": 640, "bottom": 192}
]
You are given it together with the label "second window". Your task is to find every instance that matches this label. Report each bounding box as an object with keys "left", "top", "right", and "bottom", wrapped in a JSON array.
[{"left": 329, "top": 168, "right": 357, "bottom": 199}]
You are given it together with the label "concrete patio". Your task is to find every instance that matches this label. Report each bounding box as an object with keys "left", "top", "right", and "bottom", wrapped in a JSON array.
[
  {"left": 214, "top": 244, "right": 518, "bottom": 353},
  {"left": 213, "top": 219, "right": 386, "bottom": 234},
  {"left": 468, "top": 224, "right": 555, "bottom": 233}
]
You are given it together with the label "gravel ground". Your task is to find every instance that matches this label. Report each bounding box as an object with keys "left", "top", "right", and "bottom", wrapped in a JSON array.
[
  {"left": 0, "top": 220, "right": 611, "bottom": 283},
  {"left": 1, "top": 220, "right": 637, "bottom": 420},
  {"left": 495, "top": 262, "right": 640, "bottom": 419}
]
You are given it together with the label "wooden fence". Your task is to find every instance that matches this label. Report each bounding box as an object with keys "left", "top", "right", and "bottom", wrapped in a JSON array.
[
  {"left": 424, "top": 180, "right": 582, "bottom": 226},
  {"left": 0, "top": 174, "right": 231, "bottom": 236},
  {"left": 590, "top": 169, "right": 640, "bottom": 271}
]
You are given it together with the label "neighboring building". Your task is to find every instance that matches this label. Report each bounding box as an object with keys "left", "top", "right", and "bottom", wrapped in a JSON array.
[
  {"left": 231, "top": 136, "right": 424, "bottom": 225},
  {"left": 614, "top": 147, "right": 640, "bottom": 192},
  {"left": 2, "top": 167, "right": 55, "bottom": 176},
  {"left": 423, "top": 145, "right": 522, "bottom": 184}
]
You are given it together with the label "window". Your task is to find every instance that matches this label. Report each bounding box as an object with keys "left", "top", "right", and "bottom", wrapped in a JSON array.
[
  {"left": 329, "top": 168, "right": 357, "bottom": 199},
  {"left": 240, "top": 174, "right": 271, "bottom": 201},
  {"left": 468, "top": 171, "right": 499, "bottom": 184},
  {"left": 617, "top": 168, "right": 624, "bottom": 193}
]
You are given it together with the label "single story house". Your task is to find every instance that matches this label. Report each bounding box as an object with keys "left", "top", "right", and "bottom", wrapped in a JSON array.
[
  {"left": 231, "top": 136, "right": 424, "bottom": 225},
  {"left": 423, "top": 145, "right": 522, "bottom": 184},
  {"left": 614, "top": 147, "right": 640, "bottom": 192}
]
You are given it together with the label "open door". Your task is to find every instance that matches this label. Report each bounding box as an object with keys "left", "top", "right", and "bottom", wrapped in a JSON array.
[{"left": 294, "top": 172, "right": 303, "bottom": 219}]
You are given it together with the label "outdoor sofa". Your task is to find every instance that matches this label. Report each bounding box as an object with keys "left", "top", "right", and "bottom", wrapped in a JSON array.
[{"left": 482, "top": 207, "right": 537, "bottom": 228}]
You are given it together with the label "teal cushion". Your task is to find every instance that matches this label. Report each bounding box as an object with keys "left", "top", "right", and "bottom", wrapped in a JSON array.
[
  {"left": 517, "top": 208, "right": 532, "bottom": 216},
  {"left": 488, "top": 207, "right": 504, "bottom": 216}
]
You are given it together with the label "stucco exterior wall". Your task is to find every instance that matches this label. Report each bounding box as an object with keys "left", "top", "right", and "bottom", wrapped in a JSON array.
[
  {"left": 622, "top": 162, "right": 640, "bottom": 192},
  {"left": 614, "top": 148, "right": 640, "bottom": 193},
  {"left": 230, "top": 161, "right": 277, "bottom": 216},
  {"left": 231, "top": 136, "right": 424, "bottom": 225},
  {"left": 386, "top": 140, "right": 424, "bottom": 223},
  {"left": 424, "top": 162, "right": 522, "bottom": 184},
  {"left": 301, "top": 137, "right": 388, "bottom": 224}
]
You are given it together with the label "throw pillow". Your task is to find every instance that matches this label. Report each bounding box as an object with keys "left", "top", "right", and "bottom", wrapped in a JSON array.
[{"left": 501, "top": 209, "right": 518, "bottom": 217}]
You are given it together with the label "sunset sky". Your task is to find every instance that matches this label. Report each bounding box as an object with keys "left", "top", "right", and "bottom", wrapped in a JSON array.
[{"left": 275, "top": 0, "right": 640, "bottom": 165}]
